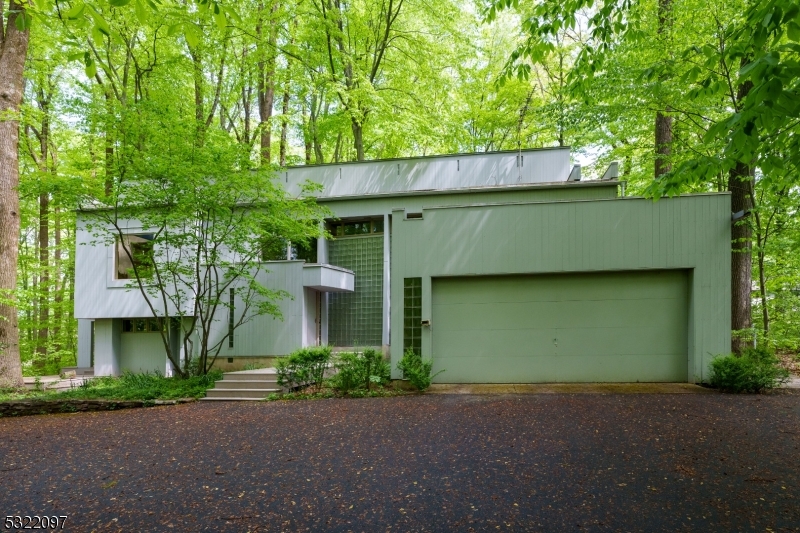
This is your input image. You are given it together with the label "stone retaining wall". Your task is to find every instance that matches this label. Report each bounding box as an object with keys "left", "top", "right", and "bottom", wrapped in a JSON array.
[{"left": 0, "top": 398, "right": 196, "bottom": 417}]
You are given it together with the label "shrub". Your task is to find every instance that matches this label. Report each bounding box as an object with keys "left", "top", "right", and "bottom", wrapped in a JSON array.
[
  {"left": 329, "top": 348, "right": 391, "bottom": 394},
  {"left": 276, "top": 346, "right": 332, "bottom": 391},
  {"left": 709, "top": 346, "right": 790, "bottom": 393},
  {"left": 397, "top": 349, "right": 443, "bottom": 391}
]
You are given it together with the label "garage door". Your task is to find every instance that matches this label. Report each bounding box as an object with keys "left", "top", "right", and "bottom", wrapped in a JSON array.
[{"left": 431, "top": 270, "right": 688, "bottom": 383}]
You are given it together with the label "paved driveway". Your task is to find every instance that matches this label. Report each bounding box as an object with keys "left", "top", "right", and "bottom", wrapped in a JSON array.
[{"left": 1, "top": 392, "right": 799, "bottom": 532}]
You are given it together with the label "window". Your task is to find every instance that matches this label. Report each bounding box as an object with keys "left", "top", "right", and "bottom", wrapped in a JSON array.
[
  {"left": 122, "top": 318, "right": 165, "bottom": 333},
  {"left": 116, "top": 233, "right": 155, "bottom": 279},
  {"left": 290, "top": 239, "right": 318, "bottom": 263},
  {"left": 228, "top": 288, "right": 235, "bottom": 348},
  {"left": 403, "top": 277, "right": 422, "bottom": 355},
  {"left": 328, "top": 217, "right": 384, "bottom": 238},
  {"left": 260, "top": 234, "right": 289, "bottom": 261}
]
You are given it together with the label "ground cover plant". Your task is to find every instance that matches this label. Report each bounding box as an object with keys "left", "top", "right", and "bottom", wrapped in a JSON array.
[
  {"left": 397, "top": 349, "right": 442, "bottom": 391},
  {"left": 328, "top": 348, "right": 391, "bottom": 393},
  {"left": 0, "top": 371, "right": 222, "bottom": 402},
  {"left": 276, "top": 346, "right": 332, "bottom": 392},
  {"left": 709, "top": 347, "right": 790, "bottom": 393},
  {"left": 270, "top": 348, "right": 401, "bottom": 401}
]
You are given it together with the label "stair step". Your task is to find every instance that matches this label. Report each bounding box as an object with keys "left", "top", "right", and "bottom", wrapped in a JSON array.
[
  {"left": 222, "top": 373, "right": 278, "bottom": 382},
  {"left": 205, "top": 388, "right": 280, "bottom": 399},
  {"left": 214, "top": 379, "right": 278, "bottom": 390},
  {"left": 200, "top": 397, "right": 271, "bottom": 401}
]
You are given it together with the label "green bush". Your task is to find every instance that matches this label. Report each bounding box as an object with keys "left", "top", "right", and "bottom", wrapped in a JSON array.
[
  {"left": 397, "top": 349, "right": 442, "bottom": 391},
  {"left": 709, "top": 346, "right": 790, "bottom": 393},
  {"left": 329, "top": 348, "right": 391, "bottom": 394},
  {"left": 276, "top": 345, "right": 332, "bottom": 391}
]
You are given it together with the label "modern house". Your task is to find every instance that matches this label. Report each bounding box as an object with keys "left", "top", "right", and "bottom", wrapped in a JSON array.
[{"left": 74, "top": 147, "right": 731, "bottom": 383}]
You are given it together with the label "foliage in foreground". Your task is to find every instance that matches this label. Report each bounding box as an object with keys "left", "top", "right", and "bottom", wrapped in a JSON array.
[
  {"left": 709, "top": 347, "right": 790, "bottom": 393},
  {"left": 328, "top": 348, "right": 391, "bottom": 394},
  {"left": 397, "top": 349, "right": 443, "bottom": 391},
  {"left": 276, "top": 346, "right": 332, "bottom": 392},
  {"left": 0, "top": 371, "right": 223, "bottom": 402}
]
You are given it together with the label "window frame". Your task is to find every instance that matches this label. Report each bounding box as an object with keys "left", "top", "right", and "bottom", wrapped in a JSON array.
[
  {"left": 328, "top": 217, "right": 384, "bottom": 239},
  {"left": 114, "top": 232, "right": 156, "bottom": 280}
]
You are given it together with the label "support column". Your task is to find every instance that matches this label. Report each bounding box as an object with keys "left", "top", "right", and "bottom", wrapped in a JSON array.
[
  {"left": 76, "top": 319, "right": 93, "bottom": 368},
  {"left": 382, "top": 213, "right": 391, "bottom": 353},
  {"left": 93, "top": 318, "right": 121, "bottom": 376}
]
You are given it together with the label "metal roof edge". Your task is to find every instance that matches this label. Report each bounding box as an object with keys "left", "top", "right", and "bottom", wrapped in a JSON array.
[
  {"left": 316, "top": 180, "right": 617, "bottom": 203},
  {"left": 283, "top": 146, "right": 571, "bottom": 170}
]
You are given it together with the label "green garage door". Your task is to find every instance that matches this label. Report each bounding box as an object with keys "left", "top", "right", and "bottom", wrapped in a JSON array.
[{"left": 431, "top": 270, "right": 689, "bottom": 383}]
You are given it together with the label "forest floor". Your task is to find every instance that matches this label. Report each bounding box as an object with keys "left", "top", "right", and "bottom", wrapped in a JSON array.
[
  {"left": 778, "top": 351, "right": 800, "bottom": 376},
  {"left": 1, "top": 392, "right": 799, "bottom": 532}
]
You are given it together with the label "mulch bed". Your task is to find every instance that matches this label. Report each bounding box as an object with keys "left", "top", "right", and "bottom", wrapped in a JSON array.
[
  {"left": 1, "top": 393, "right": 799, "bottom": 532},
  {"left": 0, "top": 398, "right": 196, "bottom": 417}
]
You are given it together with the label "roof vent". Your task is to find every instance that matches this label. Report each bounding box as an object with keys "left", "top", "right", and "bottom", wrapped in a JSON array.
[
  {"left": 601, "top": 162, "right": 619, "bottom": 181},
  {"left": 567, "top": 165, "right": 581, "bottom": 182}
]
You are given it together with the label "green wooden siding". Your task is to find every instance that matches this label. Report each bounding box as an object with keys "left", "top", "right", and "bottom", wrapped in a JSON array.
[
  {"left": 390, "top": 194, "right": 730, "bottom": 383},
  {"left": 320, "top": 182, "right": 617, "bottom": 219},
  {"left": 431, "top": 271, "right": 689, "bottom": 383}
]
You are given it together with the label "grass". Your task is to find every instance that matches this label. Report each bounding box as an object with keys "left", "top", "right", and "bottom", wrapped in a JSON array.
[{"left": 0, "top": 370, "right": 223, "bottom": 402}]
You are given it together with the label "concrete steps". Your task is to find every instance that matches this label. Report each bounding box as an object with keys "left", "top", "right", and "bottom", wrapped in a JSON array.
[
  {"left": 60, "top": 366, "right": 94, "bottom": 377},
  {"left": 201, "top": 368, "right": 281, "bottom": 401}
]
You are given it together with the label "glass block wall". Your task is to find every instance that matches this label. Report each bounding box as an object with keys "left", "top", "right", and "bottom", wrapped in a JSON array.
[
  {"left": 328, "top": 236, "right": 384, "bottom": 346},
  {"left": 403, "top": 278, "right": 422, "bottom": 355}
]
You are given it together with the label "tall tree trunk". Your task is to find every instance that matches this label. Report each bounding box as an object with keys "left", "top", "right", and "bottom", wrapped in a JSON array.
[
  {"left": 36, "top": 192, "right": 48, "bottom": 362},
  {"left": 729, "top": 161, "right": 753, "bottom": 353},
  {"left": 0, "top": 0, "right": 30, "bottom": 388},
  {"left": 302, "top": 104, "right": 311, "bottom": 164},
  {"left": 351, "top": 118, "right": 364, "bottom": 161},
  {"left": 279, "top": 87, "right": 290, "bottom": 166},
  {"left": 257, "top": 2, "right": 278, "bottom": 167},
  {"left": 654, "top": 0, "right": 673, "bottom": 178},
  {"left": 729, "top": 62, "right": 755, "bottom": 354},
  {"left": 104, "top": 91, "right": 114, "bottom": 196},
  {"left": 654, "top": 110, "right": 672, "bottom": 177},
  {"left": 53, "top": 207, "right": 63, "bottom": 353}
]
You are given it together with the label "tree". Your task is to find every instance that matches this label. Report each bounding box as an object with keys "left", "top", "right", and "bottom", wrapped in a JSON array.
[
  {"left": 83, "top": 106, "right": 327, "bottom": 375},
  {"left": 0, "top": 0, "right": 31, "bottom": 388}
]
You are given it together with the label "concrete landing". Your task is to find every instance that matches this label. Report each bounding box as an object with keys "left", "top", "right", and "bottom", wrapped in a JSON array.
[{"left": 426, "top": 383, "right": 716, "bottom": 394}]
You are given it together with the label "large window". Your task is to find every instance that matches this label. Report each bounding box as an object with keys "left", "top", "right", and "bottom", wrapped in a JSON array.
[{"left": 116, "top": 233, "right": 155, "bottom": 280}]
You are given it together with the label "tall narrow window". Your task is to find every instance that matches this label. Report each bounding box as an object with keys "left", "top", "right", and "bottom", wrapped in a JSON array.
[
  {"left": 228, "top": 288, "right": 235, "bottom": 348},
  {"left": 403, "top": 278, "right": 422, "bottom": 355}
]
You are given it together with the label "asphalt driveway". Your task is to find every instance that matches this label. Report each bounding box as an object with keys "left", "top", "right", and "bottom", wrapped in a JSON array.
[{"left": 1, "top": 392, "right": 799, "bottom": 532}]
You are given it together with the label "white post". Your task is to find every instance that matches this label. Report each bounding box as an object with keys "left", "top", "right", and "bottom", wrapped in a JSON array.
[{"left": 77, "top": 319, "right": 93, "bottom": 368}]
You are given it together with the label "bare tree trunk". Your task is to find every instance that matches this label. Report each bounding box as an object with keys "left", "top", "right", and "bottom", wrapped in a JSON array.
[
  {"left": 351, "top": 118, "right": 364, "bottom": 161},
  {"left": 279, "top": 87, "right": 290, "bottom": 166},
  {"left": 257, "top": 2, "right": 278, "bottom": 167},
  {"left": 302, "top": 104, "right": 311, "bottom": 164},
  {"left": 0, "top": 0, "right": 30, "bottom": 388},
  {"left": 36, "top": 192, "right": 48, "bottom": 362},
  {"left": 728, "top": 61, "right": 755, "bottom": 355},
  {"left": 53, "top": 207, "right": 63, "bottom": 353},
  {"left": 654, "top": 111, "right": 672, "bottom": 177},
  {"left": 729, "top": 159, "right": 753, "bottom": 354},
  {"left": 654, "top": 0, "right": 673, "bottom": 178}
]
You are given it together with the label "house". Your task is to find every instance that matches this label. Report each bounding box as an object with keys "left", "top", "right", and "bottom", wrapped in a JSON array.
[{"left": 74, "top": 147, "right": 731, "bottom": 383}]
